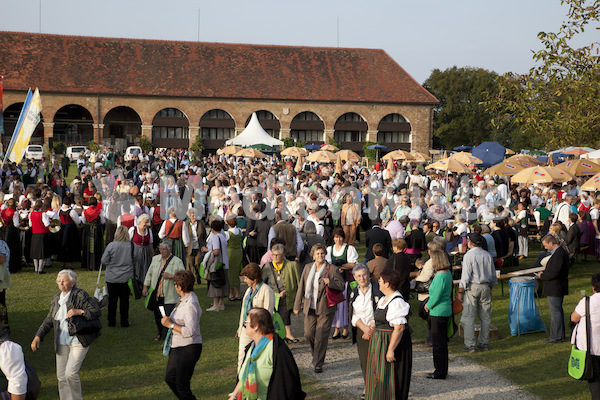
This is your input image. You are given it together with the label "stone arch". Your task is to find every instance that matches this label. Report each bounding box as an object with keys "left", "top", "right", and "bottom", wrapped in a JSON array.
[
  {"left": 53, "top": 104, "right": 94, "bottom": 145},
  {"left": 334, "top": 112, "right": 368, "bottom": 152},
  {"left": 199, "top": 109, "right": 236, "bottom": 152},
  {"left": 152, "top": 107, "right": 190, "bottom": 148},
  {"left": 290, "top": 111, "right": 325, "bottom": 144},
  {"left": 377, "top": 113, "right": 412, "bottom": 151},
  {"left": 245, "top": 110, "right": 280, "bottom": 139},
  {"left": 2, "top": 102, "right": 45, "bottom": 147},
  {"left": 103, "top": 106, "right": 142, "bottom": 148}
]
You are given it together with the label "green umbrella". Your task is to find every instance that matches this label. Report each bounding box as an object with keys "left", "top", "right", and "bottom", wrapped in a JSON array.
[{"left": 249, "top": 144, "right": 277, "bottom": 152}]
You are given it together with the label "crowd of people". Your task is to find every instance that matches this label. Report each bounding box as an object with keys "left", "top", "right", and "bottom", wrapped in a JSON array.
[{"left": 0, "top": 146, "right": 597, "bottom": 399}]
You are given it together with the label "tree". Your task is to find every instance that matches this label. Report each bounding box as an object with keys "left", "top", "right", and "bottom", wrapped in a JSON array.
[
  {"left": 140, "top": 137, "right": 153, "bottom": 153},
  {"left": 487, "top": 0, "right": 600, "bottom": 149},
  {"left": 423, "top": 66, "right": 518, "bottom": 149}
]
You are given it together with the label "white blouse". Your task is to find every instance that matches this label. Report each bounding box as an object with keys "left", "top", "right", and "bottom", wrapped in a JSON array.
[
  {"left": 325, "top": 244, "right": 359, "bottom": 264},
  {"left": 377, "top": 292, "right": 410, "bottom": 327},
  {"left": 351, "top": 284, "right": 377, "bottom": 328}
]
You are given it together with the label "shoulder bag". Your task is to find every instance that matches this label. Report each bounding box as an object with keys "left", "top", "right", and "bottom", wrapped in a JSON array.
[
  {"left": 207, "top": 236, "right": 227, "bottom": 288},
  {"left": 325, "top": 264, "right": 345, "bottom": 307},
  {"left": 568, "top": 296, "right": 594, "bottom": 380},
  {"left": 145, "top": 255, "right": 173, "bottom": 311},
  {"left": 272, "top": 293, "right": 286, "bottom": 340},
  {"left": 67, "top": 315, "right": 102, "bottom": 336}
]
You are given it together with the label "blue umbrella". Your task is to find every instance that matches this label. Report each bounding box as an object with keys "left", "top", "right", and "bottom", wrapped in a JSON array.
[
  {"left": 453, "top": 145, "right": 473, "bottom": 152},
  {"left": 304, "top": 144, "right": 320, "bottom": 151},
  {"left": 472, "top": 141, "right": 506, "bottom": 168},
  {"left": 366, "top": 144, "right": 387, "bottom": 161}
]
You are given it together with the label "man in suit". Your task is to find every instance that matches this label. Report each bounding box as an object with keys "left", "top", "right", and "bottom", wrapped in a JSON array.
[
  {"left": 364, "top": 218, "right": 392, "bottom": 262},
  {"left": 537, "top": 234, "right": 570, "bottom": 343}
]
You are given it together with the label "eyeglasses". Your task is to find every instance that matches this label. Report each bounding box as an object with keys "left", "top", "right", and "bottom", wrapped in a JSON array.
[{"left": 242, "top": 319, "right": 251, "bottom": 328}]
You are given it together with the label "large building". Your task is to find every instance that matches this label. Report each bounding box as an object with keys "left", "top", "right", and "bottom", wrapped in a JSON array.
[{"left": 0, "top": 31, "right": 437, "bottom": 154}]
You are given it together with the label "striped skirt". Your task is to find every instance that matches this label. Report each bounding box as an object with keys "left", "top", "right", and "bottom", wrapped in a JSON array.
[{"left": 365, "top": 328, "right": 412, "bottom": 400}]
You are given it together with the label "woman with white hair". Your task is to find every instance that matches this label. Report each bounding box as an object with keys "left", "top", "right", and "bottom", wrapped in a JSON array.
[
  {"left": 129, "top": 213, "right": 154, "bottom": 282},
  {"left": 31, "top": 270, "right": 102, "bottom": 400},
  {"left": 158, "top": 207, "right": 186, "bottom": 268}
]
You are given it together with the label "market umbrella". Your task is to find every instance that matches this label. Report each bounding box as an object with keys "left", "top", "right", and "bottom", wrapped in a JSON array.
[
  {"left": 334, "top": 154, "right": 343, "bottom": 175},
  {"left": 565, "top": 148, "right": 589, "bottom": 156},
  {"left": 556, "top": 159, "right": 600, "bottom": 176},
  {"left": 425, "top": 157, "right": 471, "bottom": 174},
  {"left": 217, "top": 145, "right": 241, "bottom": 155},
  {"left": 306, "top": 150, "right": 337, "bottom": 163},
  {"left": 249, "top": 144, "right": 276, "bottom": 152},
  {"left": 410, "top": 152, "right": 430, "bottom": 163},
  {"left": 382, "top": 150, "right": 415, "bottom": 161},
  {"left": 581, "top": 173, "right": 600, "bottom": 191},
  {"left": 304, "top": 143, "right": 321, "bottom": 151},
  {"left": 366, "top": 144, "right": 387, "bottom": 161},
  {"left": 450, "top": 152, "right": 483, "bottom": 165},
  {"left": 511, "top": 166, "right": 574, "bottom": 185},
  {"left": 336, "top": 149, "right": 361, "bottom": 162},
  {"left": 505, "top": 154, "right": 545, "bottom": 166},
  {"left": 484, "top": 162, "right": 526, "bottom": 176},
  {"left": 320, "top": 144, "right": 339, "bottom": 152},
  {"left": 281, "top": 146, "right": 308, "bottom": 157},
  {"left": 528, "top": 150, "right": 547, "bottom": 156},
  {"left": 472, "top": 141, "right": 506, "bottom": 167},
  {"left": 505, "top": 148, "right": 516, "bottom": 155},
  {"left": 294, "top": 155, "right": 303, "bottom": 172},
  {"left": 453, "top": 145, "right": 473, "bottom": 152},
  {"left": 234, "top": 148, "right": 266, "bottom": 158}
]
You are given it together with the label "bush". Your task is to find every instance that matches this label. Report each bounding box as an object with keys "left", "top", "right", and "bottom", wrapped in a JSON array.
[
  {"left": 190, "top": 135, "right": 204, "bottom": 154},
  {"left": 88, "top": 140, "right": 99, "bottom": 153},
  {"left": 53, "top": 141, "right": 66, "bottom": 154},
  {"left": 140, "top": 137, "right": 153, "bottom": 153},
  {"left": 327, "top": 136, "right": 341, "bottom": 149},
  {"left": 363, "top": 141, "right": 378, "bottom": 161}
]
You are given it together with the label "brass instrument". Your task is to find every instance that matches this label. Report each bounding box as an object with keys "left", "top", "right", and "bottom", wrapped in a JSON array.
[
  {"left": 18, "top": 215, "right": 30, "bottom": 231},
  {"left": 49, "top": 219, "right": 61, "bottom": 234}
]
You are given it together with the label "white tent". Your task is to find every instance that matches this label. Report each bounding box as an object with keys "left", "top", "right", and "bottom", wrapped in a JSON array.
[
  {"left": 582, "top": 149, "right": 600, "bottom": 159},
  {"left": 226, "top": 112, "right": 283, "bottom": 147}
]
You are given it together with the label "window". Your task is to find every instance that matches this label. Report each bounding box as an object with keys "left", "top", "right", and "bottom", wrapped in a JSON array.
[
  {"left": 201, "top": 127, "right": 233, "bottom": 140},
  {"left": 157, "top": 108, "right": 185, "bottom": 118},
  {"left": 334, "top": 131, "right": 366, "bottom": 142},
  {"left": 152, "top": 126, "right": 189, "bottom": 140},
  {"left": 377, "top": 132, "right": 410, "bottom": 143},
  {"left": 291, "top": 130, "right": 322, "bottom": 142}
]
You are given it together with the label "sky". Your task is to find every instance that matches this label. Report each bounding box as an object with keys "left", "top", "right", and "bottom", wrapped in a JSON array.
[{"left": 0, "top": 0, "right": 580, "bottom": 84}]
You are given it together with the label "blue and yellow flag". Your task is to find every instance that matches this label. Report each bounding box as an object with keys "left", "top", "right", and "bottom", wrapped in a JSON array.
[{"left": 6, "top": 88, "right": 42, "bottom": 163}]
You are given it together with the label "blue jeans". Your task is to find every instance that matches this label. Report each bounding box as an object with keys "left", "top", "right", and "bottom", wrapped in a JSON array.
[{"left": 547, "top": 296, "right": 565, "bottom": 341}]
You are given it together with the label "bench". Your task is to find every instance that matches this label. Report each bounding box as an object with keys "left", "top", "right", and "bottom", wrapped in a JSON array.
[{"left": 498, "top": 266, "right": 545, "bottom": 296}]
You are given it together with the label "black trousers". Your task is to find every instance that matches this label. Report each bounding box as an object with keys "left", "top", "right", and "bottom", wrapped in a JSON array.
[
  {"left": 165, "top": 343, "right": 203, "bottom": 400},
  {"left": 107, "top": 282, "right": 130, "bottom": 326},
  {"left": 590, "top": 355, "right": 600, "bottom": 400},
  {"left": 429, "top": 315, "right": 449, "bottom": 378},
  {"left": 154, "top": 298, "right": 175, "bottom": 340}
]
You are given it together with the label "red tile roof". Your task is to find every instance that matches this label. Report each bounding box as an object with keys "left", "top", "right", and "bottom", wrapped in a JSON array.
[{"left": 0, "top": 31, "right": 438, "bottom": 104}]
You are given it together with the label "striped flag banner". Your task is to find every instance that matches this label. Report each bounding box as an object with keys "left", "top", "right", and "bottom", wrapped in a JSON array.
[
  {"left": 0, "top": 76, "right": 4, "bottom": 136},
  {"left": 5, "top": 88, "right": 42, "bottom": 163}
]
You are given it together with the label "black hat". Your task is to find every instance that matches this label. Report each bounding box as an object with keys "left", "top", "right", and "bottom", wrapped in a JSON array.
[{"left": 467, "top": 233, "right": 484, "bottom": 247}]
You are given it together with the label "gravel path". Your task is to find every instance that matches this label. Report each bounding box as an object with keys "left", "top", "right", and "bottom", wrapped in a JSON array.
[{"left": 287, "top": 317, "right": 537, "bottom": 400}]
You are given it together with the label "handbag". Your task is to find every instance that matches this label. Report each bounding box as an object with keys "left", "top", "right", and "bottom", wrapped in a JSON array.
[
  {"left": 447, "top": 315, "right": 458, "bottom": 339},
  {"left": 415, "top": 278, "right": 433, "bottom": 294},
  {"left": 568, "top": 296, "right": 594, "bottom": 380},
  {"left": 418, "top": 297, "right": 429, "bottom": 320},
  {"left": 67, "top": 315, "right": 102, "bottom": 336},
  {"left": 93, "top": 265, "right": 108, "bottom": 309},
  {"left": 206, "top": 236, "right": 226, "bottom": 288},
  {"left": 452, "top": 286, "right": 463, "bottom": 315},
  {"left": 325, "top": 264, "right": 345, "bottom": 307},
  {"left": 24, "top": 358, "right": 41, "bottom": 400},
  {"left": 128, "top": 243, "right": 143, "bottom": 300},
  {"left": 145, "top": 255, "right": 173, "bottom": 311}
]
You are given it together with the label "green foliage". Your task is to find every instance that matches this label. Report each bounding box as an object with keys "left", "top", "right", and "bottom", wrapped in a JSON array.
[
  {"left": 282, "top": 137, "right": 295, "bottom": 148},
  {"left": 423, "top": 66, "right": 519, "bottom": 150},
  {"left": 52, "top": 141, "right": 66, "bottom": 154},
  {"left": 88, "top": 140, "right": 99, "bottom": 153},
  {"left": 140, "top": 136, "right": 154, "bottom": 153},
  {"left": 327, "top": 136, "right": 341, "bottom": 149},
  {"left": 363, "top": 141, "right": 378, "bottom": 160},
  {"left": 486, "top": 0, "right": 600, "bottom": 149}
]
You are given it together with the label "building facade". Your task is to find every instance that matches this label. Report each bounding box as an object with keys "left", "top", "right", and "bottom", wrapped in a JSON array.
[{"left": 0, "top": 32, "right": 437, "bottom": 154}]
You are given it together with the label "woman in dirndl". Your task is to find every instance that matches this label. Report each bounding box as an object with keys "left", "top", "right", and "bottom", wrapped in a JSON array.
[
  {"left": 326, "top": 228, "right": 358, "bottom": 340},
  {"left": 226, "top": 216, "right": 243, "bottom": 301},
  {"left": 129, "top": 213, "right": 153, "bottom": 282},
  {"left": 28, "top": 200, "right": 50, "bottom": 274},
  {"left": 57, "top": 196, "right": 81, "bottom": 268},
  {"left": 365, "top": 268, "right": 412, "bottom": 400},
  {"left": 159, "top": 207, "right": 186, "bottom": 268},
  {"left": 81, "top": 196, "right": 105, "bottom": 271}
]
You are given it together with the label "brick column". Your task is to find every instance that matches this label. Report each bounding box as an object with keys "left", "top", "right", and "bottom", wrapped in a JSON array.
[
  {"left": 189, "top": 126, "right": 200, "bottom": 147},
  {"left": 141, "top": 125, "right": 153, "bottom": 142},
  {"left": 324, "top": 129, "right": 334, "bottom": 142},
  {"left": 42, "top": 122, "right": 54, "bottom": 145},
  {"left": 367, "top": 129, "right": 378, "bottom": 142},
  {"left": 279, "top": 128, "right": 291, "bottom": 140},
  {"left": 93, "top": 124, "right": 104, "bottom": 144}
]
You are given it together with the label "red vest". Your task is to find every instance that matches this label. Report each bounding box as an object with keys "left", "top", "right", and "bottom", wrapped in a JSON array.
[
  {"left": 120, "top": 213, "right": 135, "bottom": 229},
  {"left": 1, "top": 208, "right": 15, "bottom": 226},
  {"left": 133, "top": 228, "right": 151, "bottom": 246},
  {"left": 152, "top": 206, "right": 163, "bottom": 226},
  {"left": 30, "top": 211, "right": 49, "bottom": 234}
]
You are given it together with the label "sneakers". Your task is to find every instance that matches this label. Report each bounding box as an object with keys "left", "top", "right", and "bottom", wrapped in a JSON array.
[
  {"left": 476, "top": 344, "right": 489, "bottom": 351},
  {"left": 462, "top": 346, "right": 476, "bottom": 353}
]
